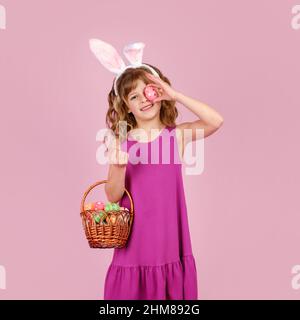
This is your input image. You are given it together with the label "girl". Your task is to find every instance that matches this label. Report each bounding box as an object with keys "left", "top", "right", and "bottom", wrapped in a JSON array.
[
  {"left": 103, "top": 65, "right": 224, "bottom": 300},
  {"left": 89, "top": 39, "right": 224, "bottom": 300}
]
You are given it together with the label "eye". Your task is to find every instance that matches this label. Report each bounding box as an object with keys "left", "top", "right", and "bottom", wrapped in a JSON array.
[{"left": 130, "top": 95, "right": 137, "bottom": 100}]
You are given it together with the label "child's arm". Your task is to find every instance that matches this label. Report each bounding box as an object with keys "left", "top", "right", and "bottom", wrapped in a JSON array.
[
  {"left": 175, "top": 91, "right": 224, "bottom": 142},
  {"left": 104, "top": 137, "right": 128, "bottom": 203},
  {"left": 105, "top": 164, "right": 126, "bottom": 203},
  {"left": 144, "top": 73, "right": 224, "bottom": 141}
]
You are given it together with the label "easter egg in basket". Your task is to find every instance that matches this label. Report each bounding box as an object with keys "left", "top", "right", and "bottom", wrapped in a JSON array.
[
  {"left": 105, "top": 202, "right": 113, "bottom": 212},
  {"left": 94, "top": 214, "right": 101, "bottom": 224},
  {"left": 93, "top": 210, "right": 107, "bottom": 224},
  {"left": 85, "top": 211, "right": 94, "bottom": 223},
  {"left": 84, "top": 202, "right": 93, "bottom": 211},
  {"left": 111, "top": 203, "right": 120, "bottom": 211},
  {"left": 98, "top": 210, "right": 107, "bottom": 221},
  {"left": 94, "top": 201, "right": 105, "bottom": 210},
  {"left": 110, "top": 214, "right": 117, "bottom": 224}
]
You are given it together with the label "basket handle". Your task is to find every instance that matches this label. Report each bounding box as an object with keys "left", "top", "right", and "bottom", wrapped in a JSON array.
[{"left": 80, "top": 180, "right": 134, "bottom": 214}]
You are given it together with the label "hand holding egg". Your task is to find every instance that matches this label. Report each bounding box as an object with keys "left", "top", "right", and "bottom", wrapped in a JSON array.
[{"left": 144, "top": 73, "right": 178, "bottom": 103}]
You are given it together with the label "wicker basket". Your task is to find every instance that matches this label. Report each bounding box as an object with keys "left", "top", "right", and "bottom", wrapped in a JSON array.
[{"left": 80, "top": 180, "right": 134, "bottom": 248}]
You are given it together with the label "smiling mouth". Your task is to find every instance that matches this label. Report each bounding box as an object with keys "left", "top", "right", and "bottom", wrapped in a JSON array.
[{"left": 140, "top": 104, "right": 153, "bottom": 111}]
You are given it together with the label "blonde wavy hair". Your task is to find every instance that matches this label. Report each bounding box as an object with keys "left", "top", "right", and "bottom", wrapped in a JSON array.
[{"left": 105, "top": 63, "right": 178, "bottom": 143}]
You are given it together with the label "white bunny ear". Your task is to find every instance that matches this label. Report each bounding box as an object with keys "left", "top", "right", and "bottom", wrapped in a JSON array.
[
  {"left": 123, "top": 42, "right": 145, "bottom": 66},
  {"left": 89, "top": 38, "right": 126, "bottom": 75}
]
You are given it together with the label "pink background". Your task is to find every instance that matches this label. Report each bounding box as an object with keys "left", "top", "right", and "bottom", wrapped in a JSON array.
[{"left": 1, "top": 0, "right": 300, "bottom": 299}]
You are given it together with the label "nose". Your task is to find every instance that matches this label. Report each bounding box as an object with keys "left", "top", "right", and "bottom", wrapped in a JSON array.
[{"left": 141, "top": 94, "right": 150, "bottom": 104}]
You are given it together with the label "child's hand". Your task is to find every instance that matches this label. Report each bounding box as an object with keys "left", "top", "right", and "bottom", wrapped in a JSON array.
[
  {"left": 144, "top": 73, "right": 178, "bottom": 103},
  {"left": 107, "top": 142, "right": 129, "bottom": 167}
]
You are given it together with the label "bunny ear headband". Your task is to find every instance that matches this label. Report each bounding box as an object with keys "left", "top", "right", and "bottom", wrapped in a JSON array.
[{"left": 89, "top": 38, "right": 160, "bottom": 96}]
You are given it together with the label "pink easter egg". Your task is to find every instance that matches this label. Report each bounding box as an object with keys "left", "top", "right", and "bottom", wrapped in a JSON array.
[
  {"left": 144, "top": 85, "right": 158, "bottom": 101},
  {"left": 94, "top": 201, "right": 105, "bottom": 210},
  {"left": 84, "top": 211, "right": 91, "bottom": 221}
]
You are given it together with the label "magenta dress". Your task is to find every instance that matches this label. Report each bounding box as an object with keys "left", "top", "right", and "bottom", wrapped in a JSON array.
[{"left": 103, "top": 125, "right": 198, "bottom": 300}]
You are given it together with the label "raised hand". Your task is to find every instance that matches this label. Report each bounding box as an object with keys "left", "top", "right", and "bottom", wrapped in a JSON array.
[
  {"left": 107, "top": 139, "right": 129, "bottom": 167},
  {"left": 144, "top": 73, "right": 178, "bottom": 103}
]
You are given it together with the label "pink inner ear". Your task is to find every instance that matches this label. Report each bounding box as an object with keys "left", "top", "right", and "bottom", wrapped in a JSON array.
[
  {"left": 110, "top": 51, "right": 125, "bottom": 70},
  {"left": 99, "top": 44, "right": 125, "bottom": 71},
  {"left": 124, "top": 48, "right": 143, "bottom": 65}
]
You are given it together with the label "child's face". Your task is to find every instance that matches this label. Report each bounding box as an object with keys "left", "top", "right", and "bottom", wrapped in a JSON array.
[{"left": 126, "top": 79, "right": 161, "bottom": 121}]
